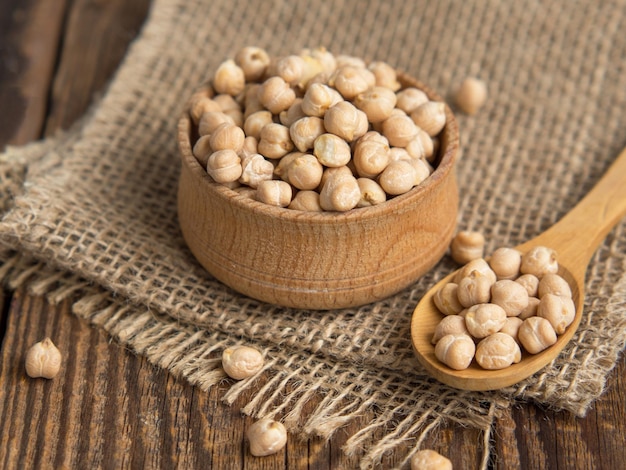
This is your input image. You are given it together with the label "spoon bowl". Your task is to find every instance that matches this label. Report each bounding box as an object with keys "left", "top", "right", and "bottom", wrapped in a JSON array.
[{"left": 411, "top": 147, "right": 626, "bottom": 391}]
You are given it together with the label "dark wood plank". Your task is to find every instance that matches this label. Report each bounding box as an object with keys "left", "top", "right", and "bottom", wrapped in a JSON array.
[{"left": 0, "top": 0, "right": 68, "bottom": 145}]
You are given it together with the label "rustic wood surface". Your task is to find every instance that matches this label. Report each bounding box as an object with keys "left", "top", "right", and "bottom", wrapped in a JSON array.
[{"left": 0, "top": 1, "right": 625, "bottom": 469}]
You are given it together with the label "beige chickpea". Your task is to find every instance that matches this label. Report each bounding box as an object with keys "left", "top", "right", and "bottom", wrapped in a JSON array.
[
  {"left": 257, "top": 76, "right": 296, "bottom": 114},
  {"left": 464, "top": 303, "right": 507, "bottom": 339},
  {"left": 454, "top": 258, "right": 497, "bottom": 285},
  {"left": 434, "top": 334, "right": 476, "bottom": 370},
  {"left": 289, "top": 116, "right": 326, "bottom": 152},
  {"left": 410, "top": 449, "right": 453, "bottom": 470},
  {"left": 213, "top": 60, "right": 246, "bottom": 96},
  {"left": 192, "top": 135, "right": 213, "bottom": 167},
  {"left": 335, "top": 54, "right": 366, "bottom": 69},
  {"left": 239, "top": 153, "right": 274, "bottom": 188},
  {"left": 243, "top": 84, "right": 265, "bottom": 119},
  {"left": 275, "top": 54, "right": 306, "bottom": 86},
  {"left": 381, "top": 113, "right": 420, "bottom": 147},
  {"left": 353, "top": 86, "right": 398, "bottom": 123},
  {"left": 189, "top": 97, "right": 221, "bottom": 125},
  {"left": 352, "top": 137, "right": 390, "bottom": 178},
  {"left": 518, "top": 316, "right": 557, "bottom": 354},
  {"left": 356, "top": 178, "right": 387, "bottom": 207},
  {"left": 303, "top": 46, "right": 337, "bottom": 74},
  {"left": 431, "top": 314, "right": 469, "bottom": 344},
  {"left": 207, "top": 149, "right": 242, "bottom": 183},
  {"left": 233, "top": 186, "right": 258, "bottom": 200},
  {"left": 199, "top": 111, "right": 236, "bottom": 136},
  {"left": 279, "top": 99, "right": 306, "bottom": 127},
  {"left": 378, "top": 160, "right": 418, "bottom": 196},
  {"left": 330, "top": 65, "right": 374, "bottom": 100},
  {"left": 537, "top": 293, "right": 575, "bottom": 334},
  {"left": 433, "top": 283, "right": 464, "bottom": 315},
  {"left": 518, "top": 296, "right": 540, "bottom": 320},
  {"left": 318, "top": 166, "right": 354, "bottom": 191},
  {"left": 222, "top": 345, "right": 264, "bottom": 380},
  {"left": 410, "top": 158, "right": 432, "bottom": 185},
  {"left": 450, "top": 230, "right": 485, "bottom": 265},
  {"left": 490, "top": 279, "right": 529, "bottom": 316},
  {"left": 488, "top": 247, "right": 522, "bottom": 280},
  {"left": 288, "top": 190, "right": 323, "bottom": 211},
  {"left": 246, "top": 418, "right": 288, "bottom": 457},
  {"left": 537, "top": 273, "right": 572, "bottom": 299},
  {"left": 258, "top": 123, "right": 294, "bottom": 159},
  {"left": 475, "top": 332, "right": 522, "bottom": 370},
  {"left": 301, "top": 83, "right": 343, "bottom": 117},
  {"left": 25, "top": 337, "right": 62, "bottom": 379},
  {"left": 240, "top": 135, "right": 259, "bottom": 158},
  {"left": 213, "top": 93, "right": 241, "bottom": 113},
  {"left": 520, "top": 246, "right": 559, "bottom": 278},
  {"left": 406, "top": 128, "right": 435, "bottom": 160},
  {"left": 396, "top": 87, "right": 429, "bottom": 114},
  {"left": 516, "top": 273, "right": 540, "bottom": 297},
  {"left": 277, "top": 152, "right": 323, "bottom": 190},
  {"left": 256, "top": 180, "right": 293, "bottom": 207},
  {"left": 455, "top": 77, "right": 487, "bottom": 115},
  {"left": 323, "top": 101, "right": 369, "bottom": 142},
  {"left": 368, "top": 61, "right": 401, "bottom": 91},
  {"left": 319, "top": 172, "right": 361, "bottom": 212},
  {"left": 410, "top": 101, "right": 447, "bottom": 137},
  {"left": 209, "top": 123, "right": 245, "bottom": 152},
  {"left": 243, "top": 110, "right": 273, "bottom": 140},
  {"left": 500, "top": 316, "right": 524, "bottom": 343},
  {"left": 313, "top": 133, "right": 352, "bottom": 168},
  {"left": 457, "top": 270, "right": 492, "bottom": 307},
  {"left": 235, "top": 46, "right": 270, "bottom": 82},
  {"left": 388, "top": 147, "right": 412, "bottom": 162}
]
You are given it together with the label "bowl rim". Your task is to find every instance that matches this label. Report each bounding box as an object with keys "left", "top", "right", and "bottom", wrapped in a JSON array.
[{"left": 177, "top": 71, "right": 459, "bottom": 223}]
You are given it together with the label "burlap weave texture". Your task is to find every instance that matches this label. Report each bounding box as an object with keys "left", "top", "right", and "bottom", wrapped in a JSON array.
[{"left": 1, "top": 0, "right": 626, "bottom": 467}]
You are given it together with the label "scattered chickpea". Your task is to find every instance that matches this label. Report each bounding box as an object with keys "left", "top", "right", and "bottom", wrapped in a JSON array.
[
  {"left": 434, "top": 334, "right": 476, "bottom": 370},
  {"left": 25, "top": 337, "right": 62, "bottom": 379},
  {"left": 455, "top": 77, "right": 487, "bottom": 115},
  {"left": 207, "top": 149, "right": 242, "bottom": 183},
  {"left": 222, "top": 345, "right": 265, "bottom": 380},
  {"left": 475, "top": 332, "right": 522, "bottom": 370},
  {"left": 450, "top": 230, "right": 485, "bottom": 265},
  {"left": 256, "top": 180, "right": 293, "bottom": 207},
  {"left": 356, "top": 178, "right": 387, "bottom": 207},
  {"left": 313, "top": 133, "right": 352, "bottom": 168},
  {"left": 246, "top": 418, "right": 288, "bottom": 457},
  {"left": 490, "top": 279, "right": 529, "bottom": 316},
  {"left": 410, "top": 101, "right": 447, "bottom": 137},
  {"left": 410, "top": 449, "right": 453, "bottom": 470},
  {"left": 518, "top": 316, "right": 557, "bottom": 354},
  {"left": 520, "top": 246, "right": 559, "bottom": 278},
  {"left": 537, "top": 293, "right": 575, "bottom": 334}
]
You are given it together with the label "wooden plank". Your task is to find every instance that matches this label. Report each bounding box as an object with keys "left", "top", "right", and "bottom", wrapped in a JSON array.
[{"left": 0, "top": 0, "right": 68, "bottom": 146}]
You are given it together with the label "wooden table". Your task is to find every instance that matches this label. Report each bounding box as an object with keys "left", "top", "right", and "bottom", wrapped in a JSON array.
[{"left": 1, "top": 2, "right": 625, "bottom": 468}]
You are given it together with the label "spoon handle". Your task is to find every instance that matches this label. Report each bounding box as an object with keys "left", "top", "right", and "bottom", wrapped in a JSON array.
[{"left": 518, "top": 146, "right": 626, "bottom": 273}]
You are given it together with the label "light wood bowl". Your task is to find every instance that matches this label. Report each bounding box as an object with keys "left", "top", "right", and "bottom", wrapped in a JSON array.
[{"left": 177, "top": 74, "right": 459, "bottom": 310}]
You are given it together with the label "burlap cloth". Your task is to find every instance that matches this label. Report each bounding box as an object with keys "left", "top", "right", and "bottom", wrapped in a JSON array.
[{"left": 1, "top": 0, "right": 626, "bottom": 468}]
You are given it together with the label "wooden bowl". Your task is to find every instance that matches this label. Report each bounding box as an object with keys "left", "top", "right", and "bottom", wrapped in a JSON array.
[{"left": 177, "top": 74, "right": 459, "bottom": 310}]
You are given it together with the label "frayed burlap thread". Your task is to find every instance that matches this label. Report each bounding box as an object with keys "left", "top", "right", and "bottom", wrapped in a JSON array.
[{"left": 2, "top": 0, "right": 626, "bottom": 468}]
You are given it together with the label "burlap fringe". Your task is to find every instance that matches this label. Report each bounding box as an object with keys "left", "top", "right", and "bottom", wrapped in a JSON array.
[{"left": 0, "top": 251, "right": 497, "bottom": 469}]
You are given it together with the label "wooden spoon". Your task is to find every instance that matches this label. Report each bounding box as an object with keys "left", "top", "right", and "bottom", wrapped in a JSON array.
[{"left": 411, "top": 147, "right": 626, "bottom": 391}]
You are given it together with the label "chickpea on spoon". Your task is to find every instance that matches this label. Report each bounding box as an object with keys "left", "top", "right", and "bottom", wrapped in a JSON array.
[{"left": 411, "top": 146, "right": 626, "bottom": 391}]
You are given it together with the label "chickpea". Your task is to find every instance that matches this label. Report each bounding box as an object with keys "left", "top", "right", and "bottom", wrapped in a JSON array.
[
  {"left": 299, "top": 46, "right": 337, "bottom": 76},
  {"left": 207, "top": 149, "right": 242, "bottom": 183},
  {"left": 381, "top": 113, "right": 419, "bottom": 147},
  {"left": 454, "top": 258, "right": 497, "bottom": 285},
  {"left": 537, "top": 273, "right": 572, "bottom": 299},
  {"left": 243, "top": 110, "right": 273, "bottom": 140},
  {"left": 455, "top": 77, "right": 487, "bottom": 115},
  {"left": 500, "top": 316, "right": 524, "bottom": 343},
  {"left": 407, "top": 128, "right": 435, "bottom": 160},
  {"left": 213, "top": 93, "right": 241, "bottom": 113},
  {"left": 199, "top": 111, "right": 236, "bottom": 136},
  {"left": 518, "top": 316, "right": 557, "bottom": 354},
  {"left": 323, "top": 101, "right": 369, "bottom": 142},
  {"left": 516, "top": 273, "right": 540, "bottom": 297},
  {"left": 192, "top": 135, "right": 213, "bottom": 167},
  {"left": 410, "top": 101, "right": 447, "bottom": 137},
  {"left": 222, "top": 345, "right": 264, "bottom": 380},
  {"left": 410, "top": 450, "right": 452, "bottom": 470},
  {"left": 25, "top": 337, "right": 62, "bottom": 379},
  {"left": 410, "top": 158, "right": 432, "bottom": 185},
  {"left": 289, "top": 116, "right": 326, "bottom": 152},
  {"left": 330, "top": 65, "right": 374, "bottom": 100},
  {"left": 279, "top": 99, "right": 306, "bottom": 127},
  {"left": 518, "top": 296, "right": 540, "bottom": 320},
  {"left": 335, "top": 54, "right": 366, "bottom": 69},
  {"left": 537, "top": 293, "right": 576, "bottom": 334},
  {"left": 288, "top": 190, "right": 323, "bottom": 211},
  {"left": 318, "top": 166, "right": 354, "bottom": 191},
  {"left": 520, "top": 246, "right": 558, "bottom": 278},
  {"left": 235, "top": 46, "right": 270, "bottom": 82},
  {"left": 276, "top": 152, "right": 323, "bottom": 190},
  {"left": 433, "top": 283, "right": 464, "bottom": 315},
  {"left": 209, "top": 122, "right": 245, "bottom": 153},
  {"left": 301, "top": 83, "right": 343, "bottom": 117},
  {"left": 189, "top": 96, "right": 221, "bottom": 124},
  {"left": 431, "top": 314, "right": 469, "bottom": 344},
  {"left": 274, "top": 54, "right": 306, "bottom": 86},
  {"left": 388, "top": 147, "right": 412, "bottom": 162},
  {"left": 464, "top": 303, "right": 507, "bottom": 339},
  {"left": 434, "top": 334, "right": 476, "bottom": 370},
  {"left": 246, "top": 418, "right": 287, "bottom": 457},
  {"left": 488, "top": 247, "right": 522, "bottom": 280},
  {"left": 368, "top": 61, "right": 401, "bottom": 91},
  {"left": 475, "top": 333, "right": 522, "bottom": 370},
  {"left": 243, "top": 84, "right": 265, "bottom": 119},
  {"left": 396, "top": 87, "right": 429, "bottom": 114},
  {"left": 258, "top": 123, "right": 294, "bottom": 159},
  {"left": 257, "top": 76, "right": 296, "bottom": 114},
  {"left": 319, "top": 172, "right": 361, "bottom": 212},
  {"left": 352, "top": 137, "right": 390, "bottom": 178},
  {"left": 356, "top": 178, "right": 387, "bottom": 207},
  {"left": 490, "top": 280, "right": 529, "bottom": 317},
  {"left": 378, "top": 160, "right": 418, "bottom": 196},
  {"left": 313, "top": 133, "right": 352, "bottom": 168},
  {"left": 256, "top": 180, "right": 293, "bottom": 207},
  {"left": 450, "top": 230, "right": 485, "bottom": 265},
  {"left": 239, "top": 153, "right": 274, "bottom": 188},
  {"left": 457, "top": 270, "right": 492, "bottom": 307},
  {"left": 352, "top": 86, "right": 397, "bottom": 123}
]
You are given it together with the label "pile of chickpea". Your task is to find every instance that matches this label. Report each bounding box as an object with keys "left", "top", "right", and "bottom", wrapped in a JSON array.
[{"left": 187, "top": 46, "right": 447, "bottom": 212}]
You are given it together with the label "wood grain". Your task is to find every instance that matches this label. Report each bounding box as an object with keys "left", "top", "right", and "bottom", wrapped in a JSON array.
[{"left": 0, "top": 0, "right": 625, "bottom": 469}]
